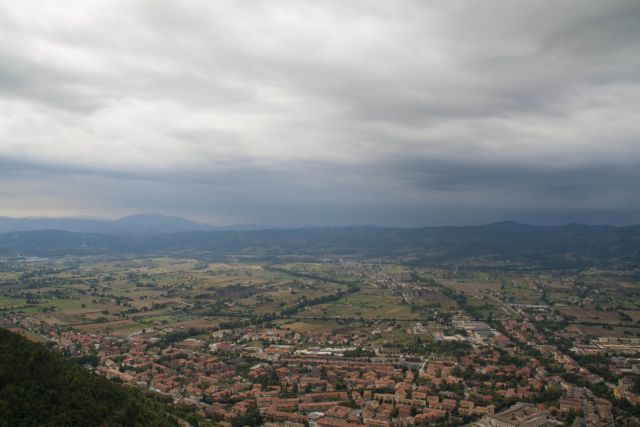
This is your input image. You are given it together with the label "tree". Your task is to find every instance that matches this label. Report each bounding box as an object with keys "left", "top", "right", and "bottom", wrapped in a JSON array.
[{"left": 0, "top": 328, "right": 178, "bottom": 427}]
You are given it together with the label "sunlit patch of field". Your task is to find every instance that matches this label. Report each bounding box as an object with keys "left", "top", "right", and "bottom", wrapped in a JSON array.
[
  {"left": 75, "top": 319, "right": 141, "bottom": 334},
  {"left": 131, "top": 307, "right": 174, "bottom": 318},
  {"left": 567, "top": 324, "right": 640, "bottom": 338},
  {"left": 465, "top": 296, "right": 504, "bottom": 319},
  {"left": 559, "top": 305, "right": 625, "bottom": 324},
  {"left": 0, "top": 272, "right": 20, "bottom": 281},
  {"left": 138, "top": 315, "right": 172, "bottom": 324},
  {"left": 277, "top": 320, "right": 339, "bottom": 333},
  {"left": 440, "top": 279, "right": 501, "bottom": 294},
  {"left": 0, "top": 297, "right": 27, "bottom": 310},
  {"left": 45, "top": 307, "right": 103, "bottom": 322},
  {"left": 500, "top": 279, "right": 542, "bottom": 304},
  {"left": 372, "top": 327, "right": 416, "bottom": 346},
  {"left": 310, "top": 291, "right": 420, "bottom": 320},
  {"left": 621, "top": 310, "right": 640, "bottom": 323},
  {"left": 165, "top": 318, "right": 226, "bottom": 330},
  {"left": 260, "top": 283, "right": 344, "bottom": 304},
  {"left": 546, "top": 290, "right": 570, "bottom": 303},
  {"left": 415, "top": 292, "right": 459, "bottom": 311}
]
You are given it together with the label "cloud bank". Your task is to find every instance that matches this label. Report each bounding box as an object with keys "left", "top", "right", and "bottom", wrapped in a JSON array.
[{"left": 1, "top": 0, "right": 639, "bottom": 226}]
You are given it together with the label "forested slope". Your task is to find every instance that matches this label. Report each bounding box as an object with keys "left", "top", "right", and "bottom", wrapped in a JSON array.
[{"left": 0, "top": 328, "right": 178, "bottom": 427}]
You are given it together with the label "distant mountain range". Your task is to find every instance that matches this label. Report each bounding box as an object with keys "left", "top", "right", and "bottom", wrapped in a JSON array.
[
  {"left": 0, "top": 220, "right": 638, "bottom": 268},
  {"left": 0, "top": 214, "right": 266, "bottom": 235}
]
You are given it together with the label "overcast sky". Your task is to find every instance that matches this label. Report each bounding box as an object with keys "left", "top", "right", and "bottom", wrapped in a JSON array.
[{"left": 1, "top": 1, "right": 639, "bottom": 226}]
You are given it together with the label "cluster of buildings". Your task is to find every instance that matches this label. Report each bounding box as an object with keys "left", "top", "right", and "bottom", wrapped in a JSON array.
[
  {"left": 1, "top": 291, "right": 638, "bottom": 427},
  {"left": 436, "top": 317, "right": 511, "bottom": 347},
  {"left": 572, "top": 337, "right": 640, "bottom": 356}
]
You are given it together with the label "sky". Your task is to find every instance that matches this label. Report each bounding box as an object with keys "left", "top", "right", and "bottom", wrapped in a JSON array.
[{"left": 0, "top": 0, "right": 639, "bottom": 227}]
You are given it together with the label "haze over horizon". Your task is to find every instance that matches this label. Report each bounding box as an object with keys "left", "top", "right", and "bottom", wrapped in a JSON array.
[
  {"left": 1, "top": 1, "right": 639, "bottom": 227},
  {"left": 0, "top": 212, "right": 637, "bottom": 230}
]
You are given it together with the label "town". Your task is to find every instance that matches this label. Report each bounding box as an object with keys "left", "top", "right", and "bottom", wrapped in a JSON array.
[{"left": 1, "top": 257, "right": 639, "bottom": 426}]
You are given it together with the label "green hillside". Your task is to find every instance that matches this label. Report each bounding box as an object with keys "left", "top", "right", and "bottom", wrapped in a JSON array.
[{"left": 0, "top": 328, "right": 178, "bottom": 427}]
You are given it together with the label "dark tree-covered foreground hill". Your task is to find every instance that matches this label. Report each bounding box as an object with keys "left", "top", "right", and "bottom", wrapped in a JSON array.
[{"left": 0, "top": 328, "right": 177, "bottom": 427}]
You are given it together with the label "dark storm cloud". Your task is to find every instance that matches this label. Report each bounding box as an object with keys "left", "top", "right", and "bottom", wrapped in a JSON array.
[{"left": 0, "top": 0, "right": 639, "bottom": 225}]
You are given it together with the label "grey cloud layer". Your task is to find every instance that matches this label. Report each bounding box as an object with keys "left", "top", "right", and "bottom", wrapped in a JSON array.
[{"left": 0, "top": 0, "right": 639, "bottom": 225}]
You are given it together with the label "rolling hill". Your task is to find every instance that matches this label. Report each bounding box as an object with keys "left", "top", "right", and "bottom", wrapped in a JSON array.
[
  {"left": 0, "top": 214, "right": 267, "bottom": 235},
  {"left": 0, "top": 222, "right": 638, "bottom": 268}
]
